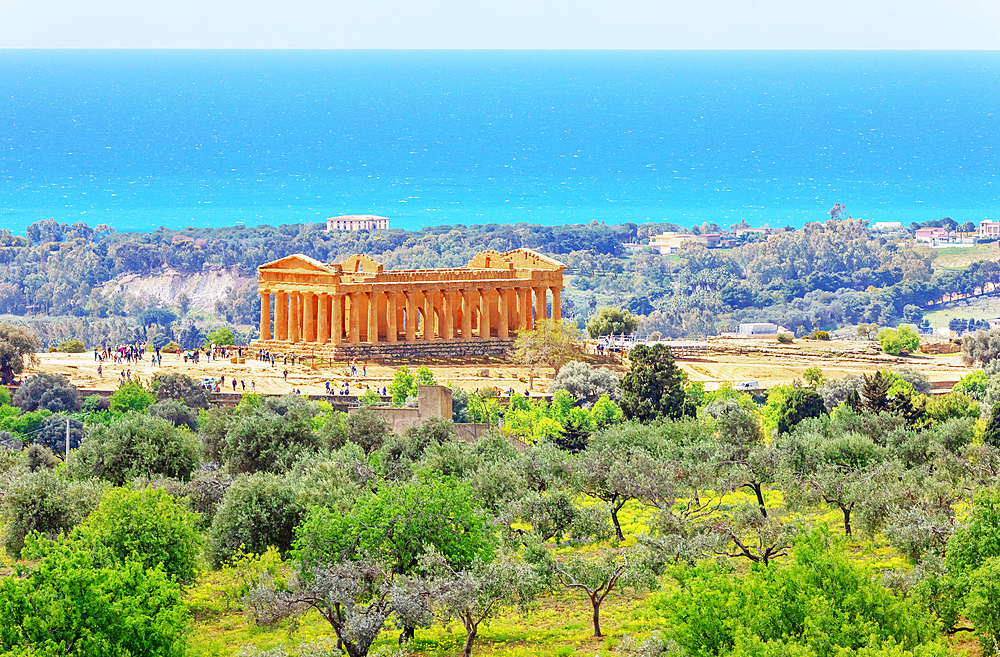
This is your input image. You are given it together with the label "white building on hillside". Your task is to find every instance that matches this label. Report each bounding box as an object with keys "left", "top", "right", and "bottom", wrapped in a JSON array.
[
  {"left": 980, "top": 220, "right": 1000, "bottom": 238},
  {"left": 325, "top": 215, "right": 390, "bottom": 232}
]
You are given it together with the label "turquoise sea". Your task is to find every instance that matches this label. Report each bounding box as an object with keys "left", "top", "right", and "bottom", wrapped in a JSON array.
[{"left": 1, "top": 50, "right": 998, "bottom": 235}]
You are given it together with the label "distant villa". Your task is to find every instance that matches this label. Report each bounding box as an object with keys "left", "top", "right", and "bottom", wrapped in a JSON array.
[{"left": 325, "top": 215, "right": 390, "bottom": 232}]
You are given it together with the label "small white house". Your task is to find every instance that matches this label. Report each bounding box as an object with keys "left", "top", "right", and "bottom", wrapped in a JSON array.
[{"left": 738, "top": 323, "right": 778, "bottom": 336}]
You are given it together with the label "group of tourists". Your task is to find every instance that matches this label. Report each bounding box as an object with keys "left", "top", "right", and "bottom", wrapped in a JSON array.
[{"left": 95, "top": 342, "right": 147, "bottom": 364}]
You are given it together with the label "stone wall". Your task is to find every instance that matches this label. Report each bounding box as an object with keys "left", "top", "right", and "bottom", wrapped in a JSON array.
[{"left": 254, "top": 338, "right": 515, "bottom": 362}]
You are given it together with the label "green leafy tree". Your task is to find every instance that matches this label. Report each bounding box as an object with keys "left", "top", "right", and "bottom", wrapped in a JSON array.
[
  {"left": 203, "top": 326, "right": 236, "bottom": 348},
  {"left": 803, "top": 367, "right": 825, "bottom": 387},
  {"left": 619, "top": 344, "right": 694, "bottom": 422},
  {"left": 586, "top": 307, "right": 639, "bottom": 338},
  {"left": 73, "top": 486, "right": 203, "bottom": 583},
  {"left": 70, "top": 412, "right": 201, "bottom": 485},
  {"left": 925, "top": 392, "right": 980, "bottom": 425},
  {"left": 294, "top": 476, "right": 495, "bottom": 577},
  {"left": 953, "top": 370, "right": 989, "bottom": 401},
  {"left": 0, "top": 323, "right": 40, "bottom": 385},
  {"left": 653, "top": 530, "right": 941, "bottom": 656},
  {"left": 221, "top": 394, "right": 319, "bottom": 473},
  {"left": 878, "top": 325, "right": 921, "bottom": 355},
  {"left": 108, "top": 380, "right": 156, "bottom": 414},
  {"left": 967, "top": 557, "right": 1000, "bottom": 656},
  {"left": 0, "top": 535, "right": 188, "bottom": 657},
  {"left": 388, "top": 366, "right": 416, "bottom": 404}
]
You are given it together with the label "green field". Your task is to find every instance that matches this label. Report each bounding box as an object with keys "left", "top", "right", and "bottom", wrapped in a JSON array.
[
  {"left": 933, "top": 244, "right": 1000, "bottom": 270},
  {"left": 923, "top": 294, "right": 1000, "bottom": 327}
]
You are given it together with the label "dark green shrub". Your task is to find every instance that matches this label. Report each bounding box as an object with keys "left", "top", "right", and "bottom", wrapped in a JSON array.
[
  {"left": 207, "top": 472, "right": 302, "bottom": 567},
  {"left": 0, "top": 469, "right": 104, "bottom": 557},
  {"left": 151, "top": 372, "right": 210, "bottom": 409},
  {"left": 35, "top": 413, "right": 85, "bottom": 455},
  {"left": 149, "top": 399, "right": 199, "bottom": 430},
  {"left": 221, "top": 394, "right": 319, "bottom": 472},
  {"left": 777, "top": 388, "right": 826, "bottom": 435},
  {"left": 12, "top": 372, "right": 81, "bottom": 413},
  {"left": 70, "top": 412, "right": 201, "bottom": 485},
  {"left": 55, "top": 339, "right": 86, "bottom": 353},
  {"left": 777, "top": 334, "right": 794, "bottom": 344},
  {"left": 320, "top": 407, "right": 392, "bottom": 455},
  {"left": 24, "top": 443, "right": 58, "bottom": 471}
]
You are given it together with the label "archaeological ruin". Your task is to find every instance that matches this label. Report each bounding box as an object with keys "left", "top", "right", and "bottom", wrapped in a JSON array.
[{"left": 254, "top": 248, "right": 566, "bottom": 358}]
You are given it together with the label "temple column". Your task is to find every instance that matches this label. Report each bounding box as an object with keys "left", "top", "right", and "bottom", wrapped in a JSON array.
[
  {"left": 497, "top": 288, "right": 509, "bottom": 340},
  {"left": 349, "top": 292, "right": 361, "bottom": 344},
  {"left": 260, "top": 291, "right": 271, "bottom": 340},
  {"left": 480, "top": 288, "right": 492, "bottom": 340},
  {"left": 331, "top": 294, "right": 343, "bottom": 344},
  {"left": 462, "top": 290, "right": 474, "bottom": 341},
  {"left": 289, "top": 292, "right": 301, "bottom": 343},
  {"left": 405, "top": 291, "right": 418, "bottom": 342},
  {"left": 423, "top": 290, "right": 435, "bottom": 340},
  {"left": 550, "top": 286, "right": 561, "bottom": 323},
  {"left": 534, "top": 287, "right": 547, "bottom": 324},
  {"left": 368, "top": 292, "right": 380, "bottom": 343},
  {"left": 317, "top": 293, "right": 329, "bottom": 344},
  {"left": 517, "top": 287, "right": 531, "bottom": 331},
  {"left": 275, "top": 291, "right": 288, "bottom": 341},
  {"left": 303, "top": 293, "right": 316, "bottom": 342},
  {"left": 387, "top": 292, "right": 399, "bottom": 343},
  {"left": 441, "top": 291, "right": 454, "bottom": 340}
]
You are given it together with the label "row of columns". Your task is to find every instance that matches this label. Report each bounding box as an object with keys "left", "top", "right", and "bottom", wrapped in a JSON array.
[{"left": 259, "top": 285, "right": 561, "bottom": 344}]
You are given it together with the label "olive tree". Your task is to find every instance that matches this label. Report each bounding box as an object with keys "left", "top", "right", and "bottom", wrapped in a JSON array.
[
  {"left": 245, "top": 558, "right": 427, "bottom": 657},
  {"left": 0, "top": 468, "right": 104, "bottom": 557},
  {"left": 549, "top": 360, "right": 621, "bottom": 405},
  {"left": 12, "top": 372, "right": 81, "bottom": 413},
  {"left": 0, "top": 323, "right": 40, "bottom": 385},
  {"left": 541, "top": 547, "right": 657, "bottom": 637},
  {"left": 207, "top": 471, "right": 303, "bottom": 567},
  {"left": 151, "top": 372, "right": 211, "bottom": 408},
  {"left": 71, "top": 412, "right": 201, "bottom": 485},
  {"left": 419, "top": 547, "right": 544, "bottom": 657}
]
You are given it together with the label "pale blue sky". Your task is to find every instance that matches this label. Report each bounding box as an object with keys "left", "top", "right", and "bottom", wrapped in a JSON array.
[{"left": 2, "top": 0, "right": 999, "bottom": 49}]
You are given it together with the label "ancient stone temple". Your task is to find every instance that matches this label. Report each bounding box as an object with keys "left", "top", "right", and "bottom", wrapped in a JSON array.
[{"left": 255, "top": 248, "right": 565, "bottom": 358}]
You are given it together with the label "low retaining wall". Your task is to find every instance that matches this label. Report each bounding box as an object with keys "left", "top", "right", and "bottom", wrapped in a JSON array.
[{"left": 254, "top": 338, "right": 515, "bottom": 362}]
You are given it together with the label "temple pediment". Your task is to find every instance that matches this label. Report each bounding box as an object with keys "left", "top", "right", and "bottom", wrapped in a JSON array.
[
  {"left": 259, "top": 254, "right": 337, "bottom": 274},
  {"left": 467, "top": 248, "right": 566, "bottom": 271}
]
